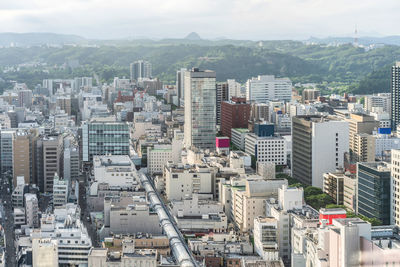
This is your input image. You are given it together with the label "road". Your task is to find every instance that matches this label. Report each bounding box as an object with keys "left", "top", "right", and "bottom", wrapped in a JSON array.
[{"left": 0, "top": 172, "right": 16, "bottom": 267}]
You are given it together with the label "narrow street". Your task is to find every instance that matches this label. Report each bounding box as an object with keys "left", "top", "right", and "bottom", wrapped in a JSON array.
[{"left": 1, "top": 172, "right": 16, "bottom": 267}]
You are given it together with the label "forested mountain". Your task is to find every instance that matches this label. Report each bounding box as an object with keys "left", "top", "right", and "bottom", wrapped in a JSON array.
[{"left": 0, "top": 39, "right": 399, "bottom": 94}]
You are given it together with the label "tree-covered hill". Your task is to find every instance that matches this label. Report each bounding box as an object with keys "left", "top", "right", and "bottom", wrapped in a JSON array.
[{"left": 0, "top": 41, "right": 399, "bottom": 94}]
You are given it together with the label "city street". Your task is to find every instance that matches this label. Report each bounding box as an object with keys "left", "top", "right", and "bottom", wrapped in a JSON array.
[{"left": 0, "top": 172, "right": 16, "bottom": 267}]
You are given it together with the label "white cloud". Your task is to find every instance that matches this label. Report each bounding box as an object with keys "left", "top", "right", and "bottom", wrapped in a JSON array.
[{"left": 0, "top": 0, "right": 398, "bottom": 39}]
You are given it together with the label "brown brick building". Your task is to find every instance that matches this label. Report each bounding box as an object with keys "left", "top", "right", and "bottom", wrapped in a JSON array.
[{"left": 221, "top": 97, "right": 250, "bottom": 138}]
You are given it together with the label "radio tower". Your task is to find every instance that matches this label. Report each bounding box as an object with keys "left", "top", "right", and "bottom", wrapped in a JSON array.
[{"left": 354, "top": 24, "right": 358, "bottom": 47}]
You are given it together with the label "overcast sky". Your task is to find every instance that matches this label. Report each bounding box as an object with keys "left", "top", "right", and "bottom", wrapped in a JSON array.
[{"left": 0, "top": 0, "right": 399, "bottom": 40}]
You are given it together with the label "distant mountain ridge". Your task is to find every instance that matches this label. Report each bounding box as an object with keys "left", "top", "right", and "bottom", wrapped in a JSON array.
[
  {"left": 308, "top": 36, "right": 400, "bottom": 46},
  {"left": 0, "top": 32, "right": 86, "bottom": 47}
]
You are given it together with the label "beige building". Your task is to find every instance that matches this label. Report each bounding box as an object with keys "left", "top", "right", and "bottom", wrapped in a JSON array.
[
  {"left": 164, "top": 162, "right": 213, "bottom": 201},
  {"left": 32, "top": 238, "right": 58, "bottom": 267},
  {"left": 352, "top": 133, "right": 375, "bottom": 162},
  {"left": 56, "top": 96, "right": 71, "bottom": 115},
  {"left": 147, "top": 144, "right": 172, "bottom": 176},
  {"left": 345, "top": 113, "right": 378, "bottom": 161},
  {"left": 392, "top": 149, "right": 400, "bottom": 226},
  {"left": 343, "top": 174, "right": 357, "bottom": 211},
  {"left": 40, "top": 135, "right": 63, "bottom": 193},
  {"left": 12, "top": 129, "right": 38, "bottom": 186},
  {"left": 232, "top": 178, "right": 287, "bottom": 232}
]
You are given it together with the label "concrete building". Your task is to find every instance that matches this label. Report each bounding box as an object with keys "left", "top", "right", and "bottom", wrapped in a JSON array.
[
  {"left": 392, "top": 149, "right": 400, "bottom": 226},
  {"left": 232, "top": 178, "right": 288, "bottom": 232},
  {"left": 343, "top": 174, "right": 357, "bottom": 211},
  {"left": 216, "top": 82, "right": 229, "bottom": 125},
  {"left": 102, "top": 196, "right": 162, "bottom": 237},
  {"left": 14, "top": 207, "right": 26, "bottom": 226},
  {"left": 302, "top": 89, "right": 320, "bottom": 102},
  {"left": 323, "top": 171, "right": 350, "bottom": 205},
  {"left": 365, "top": 93, "right": 391, "bottom": 113},
  {"left": 170, "top": 193, "right": 223, "bottom": 218},
  {"left": 31, "top": 204, "right": 92, "bottom": 266},
  {"left": 391, "top": 62, "right": 400, "bottom": 129},
  {"left": 130, "top": 60, "right": 152, "bottom": 81},
  {"left": 82, "top": 119, "right": 131, "bottom": 162},
  {"left": 184, "top": 68, "right": 216, "bottom": 151},
  {"left": 25, "top": 193, "right": 39, "bottom": 228},
  {"left": 0, "top": 130, "right": 14, "bottom": 174},
  {"left": 12, "top": 129, "right": 37, "bottom": 186},
  {"left": 90, "top": 155, "right": 139, "bottom": 196},
  {"left": 352, "top": 133, "right": 375, "bottom": 162},
  {"left": 17, "top": 89, "right": 33, "bottom": 108},
  {"left": 147, "top": 144, "right": 172, "bottom": 176},
  {"left": 164, "top": 162, "right": 213, "bottom": 201},
  {"left": 357, "top": 162, "right": 391, "bottom": 225},
  {"left": 254, "top": 217, "right": 279, "bottom": 261},
  {"left": 245, "top": 133, "right": 287, "bottom": 165},
  {"left": 345, "top": 113, "right": 379, "bottom": 161},
  {"left": 175, "top": 212, "right": 228, "bottom": 232},
  {"left": 292, "top": 116, "right": 349, "bottom": 188},
  {"left": 246, "top": 75, "right": 292, "bottom": 104},
  {"left": 32, "top": 238, "right": 58, "bottom": 267},
  {"left": 231, "top": 128, "right": 250, "bottom": 150},
  {"left": 40, "top": 135, "right": 63, "bottom": 193},
  {"left": 53, "top": 173, "right": 68, "bottom": 208},
  {"left": 63, "top": 144, "right": 79, "bottom": 184},
  {"left": 88, "top": 247, "right": 157, "bottom": 267},
  {"left": 176, "top": 68, "right": 187, "bottom": 106},
  {"left": 221, "top": 98, "right": 251, "bottom": 138},
  {"left": 56, "top": 96, "right": 72, "bottom": 115}
]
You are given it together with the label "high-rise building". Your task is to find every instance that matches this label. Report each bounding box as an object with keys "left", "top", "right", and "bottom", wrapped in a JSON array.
[
  {"left": 184, "top": 68, "right": 216, "bottom": 151},
  {"left": 53, "top": 173, "right": 68, "bottom": 207},
  {"left": 82, "top": 119, "right": 131, "bottom": 162},
  {"left": 216, "top": 82, "right": 229, "bottom": 125},
  {"left": 302, "top": 89, "right": 320, "bottom": 103},
  {"left": 227, "top": 79, "right": 243, "bottom": 99},
  {"left": 391, "top": 149, "right": 400, "bottom": 226},
  {"left": 37, "top": 135, "right": 63, "bottom": 193},
  {"left": 12, "top": 129, "right": 38, "bottom": 186},
  {"left": 292, "top": 116, "right": 349, "bottom": 188},
  {"left": 365, "top": 93, "right": 391, "bottom": 113},
  {"left": 176, "top": 68, "right": 187, "bottom": 107},
  {"left": 391, "top": 62, "right": 400, "bottom": 129},
  {"left": 25, "top": 193, "right": 39, "bottom": 228},
  {"left": 246, "top": 75, "right": 292, "bottom": 104},
  {"left": 56, "top": 96, "right": 72, "bottom": 115},
  {"left": 130, "top": 60, "right": 152, "bottom": 81},
  {"left": 357, "top": 162, "right": 391, "bottom": 225},
  {"left": 0, "top": 129, "right": 14, "bottom": 174},
  {"left": 221, "top": 97, "right": 251, "bottom": 138},
  {"left": 345, "top": 113, "right": 379, "bottom": 161},
  {"left": 17, "top": 89, "right": 33, "bottom": 108}
]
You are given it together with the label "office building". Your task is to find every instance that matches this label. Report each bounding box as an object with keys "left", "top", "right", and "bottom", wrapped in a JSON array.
[
  {"left": 53, "top": 174, "right": 68, "bottom": 207},
  {"left": 216, "top": 82, "right": 229, "bottom": 125},
  {"left": 245, "top": 133, "right": 287, "bottom": 165},
  {"left": 221, "top": 97, "right": 251, "bottom": 138},
  {"left": 391, "top": 149, "right": 400, "bottom": 226},
  {"left": 323, "top": 172, "right": 348, "bottom": 205},
  {"left": 38, "top": 135, "right": 63, "bottom": 193},
  {"left": 292, "top": 116, "right": 349, "bottom": 188},
  {"left": 392, "top": 62, "right": 400, "bottom": 129},
  {"left": 176, "top": 68, "right": 187, "bottom": 106},
  {"left": 184, "top": 68, "right": 216, "bottom": 151},
  {"left": 253, "top": 217, "right": 279, "bottom": 261},
  {"left": 357, "top": 162, "right": 391, "bottom": 225},
  {"left": 25, "top": 193, "right": 39, "bottom": 228},
  {"left": 164, "top": 162, "right": 213, "bottom": 201},
  {"left": 227, "top": 79, "right": 243, "bottom": 99},
  {"left": 0, "top": 130, "right": 14, "bottom": 174},
  {"left": 17, "top": 89, "right": 33, "bottom": 108},
  {"left": 12, "top": 130, "right": 35, "bottom": 186},
  {"left": 352, "top": 133, "right": 375, "bottom": 162},
  {"left": 148, "top": 144, "right": 172, "bottom": 176},
  {"left": 346, "top": 113, "right": 379, "bottom": 161},
  {"left": 246, "top": 75, "right": 292, "bottom": 104},
  {"left": 231, "top": 128, "right": 250, "bottom": 150},
  {"left": 32, "top": 239, "right": 58, "bottom": 267},
  {"left": 31, "top": 204, "right": 92, "bottom": 266},
  {"left": 365, "top": 93, "right": 391, "bottom": 113},
  {"left": 130, "top": 60, "right": 152, "bottom": 81},
  {"left": 82, "top": 119, "right": 131, "bottom": 162},
  {"left": 302, "top": 89, "right": 320, "bottom": 102}
]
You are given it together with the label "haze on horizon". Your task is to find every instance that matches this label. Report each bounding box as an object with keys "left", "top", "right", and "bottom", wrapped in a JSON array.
[{"left": 0, "top": 0, "right": 399, "bottom": 40}]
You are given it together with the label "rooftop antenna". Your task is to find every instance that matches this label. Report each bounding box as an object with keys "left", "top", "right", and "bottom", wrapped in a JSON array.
[{"left": 354, "top": 24, "right": 358, "bottom": 47}]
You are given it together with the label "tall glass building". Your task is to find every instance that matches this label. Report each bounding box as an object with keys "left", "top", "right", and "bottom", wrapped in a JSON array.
[
  {"left": 184, "top": 68, "right": 216, "bottom": 151},
  {"left": 82, "top": 120, "right": 130, "bottom": 162},
  {"left": 357, "top": 162, "right": 391, "bottom": 225},
  {"left": 391, "top": 62, "right": 400, "bottom": 130}
]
